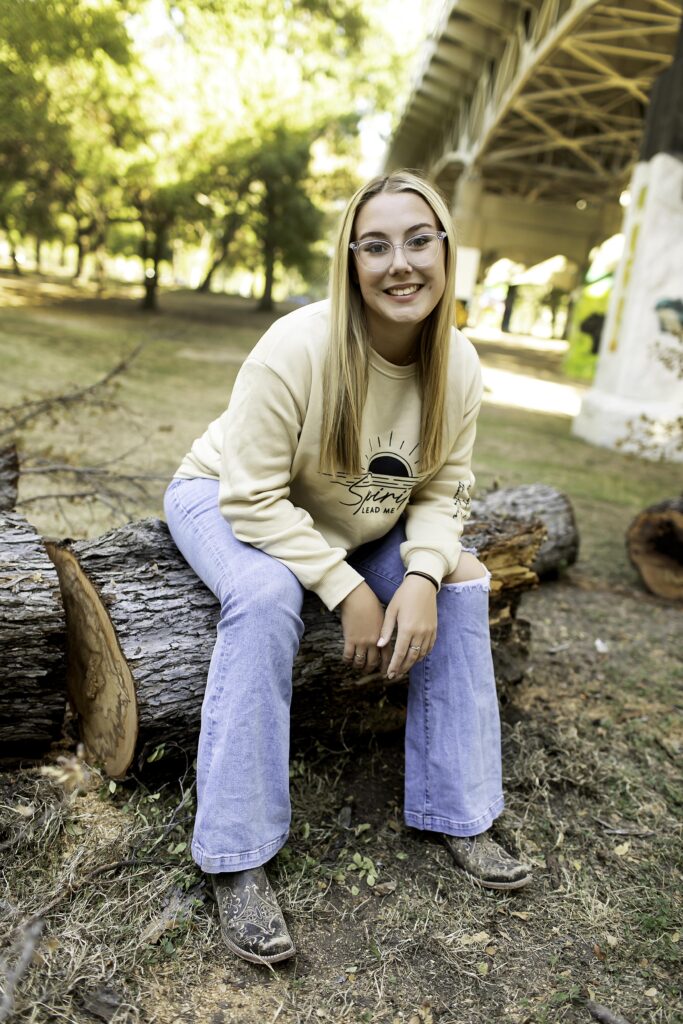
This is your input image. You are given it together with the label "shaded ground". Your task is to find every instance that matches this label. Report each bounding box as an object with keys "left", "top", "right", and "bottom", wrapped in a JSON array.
[{"left": 1, "top": 280, "right": 681, "bottom": 1024}]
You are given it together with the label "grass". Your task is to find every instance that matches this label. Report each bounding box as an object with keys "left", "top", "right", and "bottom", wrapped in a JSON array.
[{"left": 1, "top": 276, "right": 681, "bottom": 1024}]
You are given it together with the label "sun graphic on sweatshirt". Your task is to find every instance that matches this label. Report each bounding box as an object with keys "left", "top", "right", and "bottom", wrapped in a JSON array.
[{"left": 364, "top": 433, "right": 420, "bottom": 480}]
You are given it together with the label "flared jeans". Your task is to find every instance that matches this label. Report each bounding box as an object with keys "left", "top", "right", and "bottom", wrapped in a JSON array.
[{"left": 164, "top": 477, "right": 504, "bottom": 873}]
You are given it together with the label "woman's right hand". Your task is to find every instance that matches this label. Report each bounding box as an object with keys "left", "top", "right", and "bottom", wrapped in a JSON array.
[{"left": 339, "top": 582, "right": 388, "bottom": 675}]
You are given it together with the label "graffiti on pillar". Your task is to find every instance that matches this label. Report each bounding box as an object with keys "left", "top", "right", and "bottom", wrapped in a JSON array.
[
  {"left": 655, "top": 298, "right": 683, "bottom": 344},
  {"left": 652, "top": 296, "right": 683, "bottom": 386},
  {"left": 609, "top": 184, "right": 648, "bottom": 353},
  {"left": 617, "top": 296, "right": 683, "bottom": 458}
]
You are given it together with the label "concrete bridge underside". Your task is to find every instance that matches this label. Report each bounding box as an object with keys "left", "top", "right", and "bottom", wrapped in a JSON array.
[{"left": 386, "top": 0, "right": 682, "bottom": 275}]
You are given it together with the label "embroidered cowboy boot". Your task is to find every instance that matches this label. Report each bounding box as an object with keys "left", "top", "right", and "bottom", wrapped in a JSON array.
[
  {"left": 443, "top": 832, "right": 532, "bottom": 890},
  {"left": 211, "top": 866, "right": 295, "bottom": 964}
]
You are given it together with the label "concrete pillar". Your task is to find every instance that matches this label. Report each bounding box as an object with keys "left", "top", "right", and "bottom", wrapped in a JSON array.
[
  {"left": 572, "top": 28, "right": 683, "bottom": 462},
  {"left": 452, "top": 170, "right": 483, "bottom": 303}
]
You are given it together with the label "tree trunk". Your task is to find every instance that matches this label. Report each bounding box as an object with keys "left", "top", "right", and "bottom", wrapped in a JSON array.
[
  {"left": 197, "top": 209, "right": 243, "bottom": 293},
  {"left": 626, "top": 497, "right": 683, "bottom": 601},
  {"left": 140, "top": 226, "right": 156, "bottom": 312},
  {"left": 472, "top": 484, "right": 579, "bottom": 578},
  {"left": 142, "top": 274, "right": 157, "bottom": 311},
  {"left": 0, "top": 445, "right": 19, "bottom": 511},
  {"left": 258, "top": 244, "right": 275, "bottom": 312},
  {"left": 141, "top": 224, "right": 166, "bottom": 312},
  {"left": 10, "top": 242, "right": 21, "bottom": 274},
  {"left": 74, "top": 237, "right": 85, "bottom": 280},
  {"left": 45, "top": 498, "right": 552, "bottom": 777},
  {"left": 0, "top": 512, "right": 66, "bottom": 759},
  {"left": 257, "top": 200, "right": 276, "bottom": 312},
  {"left": 197, "top": 253, "right": 223, "bottom": 293}
]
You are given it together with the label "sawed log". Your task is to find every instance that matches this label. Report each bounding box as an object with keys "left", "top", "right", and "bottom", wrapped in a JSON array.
[
  {"left": 46, "top": 496, "right": 555, "bottom": 777},
  {"left": 626, "top": 496, "right": 683, "bottom": 601},
  {"left": 472, "top": 482, "right": 579, "bottom": 577},
  {"left": 0, "top": 511, "right": 66, "bottom": 758}
]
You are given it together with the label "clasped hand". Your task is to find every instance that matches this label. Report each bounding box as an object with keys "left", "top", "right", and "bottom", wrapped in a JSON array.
[{"left": 340, "top": 576, "right": 437, "bottom": 680}]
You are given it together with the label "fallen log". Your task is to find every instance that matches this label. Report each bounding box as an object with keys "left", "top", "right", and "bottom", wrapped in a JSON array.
[
  {"left": 47, "top": 505, "right": 548, "bottom": 778},
  {"left": 626, "top": 496, "right": 683, "bottom": 601},
  {"left": 472, "top": 483, "right": 578, "bottom": 578},
  {"left": 0, "top": 512, "right": 66, "bottom": 758}
]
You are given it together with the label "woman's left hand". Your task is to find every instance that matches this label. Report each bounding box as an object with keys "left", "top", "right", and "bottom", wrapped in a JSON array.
[{"left": 377, "top": 575, "right": 438, "bottom": 679}]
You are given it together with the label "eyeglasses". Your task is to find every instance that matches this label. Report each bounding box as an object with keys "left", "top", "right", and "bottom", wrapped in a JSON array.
[{"left": 349, "top": 231, "right": 447, "bottom": 271}]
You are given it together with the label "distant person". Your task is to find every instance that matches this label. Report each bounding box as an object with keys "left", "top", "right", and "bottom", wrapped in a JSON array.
[
  {"left": 580, "top": 312, "right": 605, "bottom": 355},
  {"left": 164, "top": 171, "right": 531, "bottom": 966}
]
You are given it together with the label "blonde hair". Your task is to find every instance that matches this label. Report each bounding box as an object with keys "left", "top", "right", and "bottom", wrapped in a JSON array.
[{"left": 320, "top": 170, "right": 456, "bottom": 477}]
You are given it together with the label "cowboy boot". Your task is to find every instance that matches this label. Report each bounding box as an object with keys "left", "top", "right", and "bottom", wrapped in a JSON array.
[{"left": 211, "top": 865, "right": 295, "bottom": 964}]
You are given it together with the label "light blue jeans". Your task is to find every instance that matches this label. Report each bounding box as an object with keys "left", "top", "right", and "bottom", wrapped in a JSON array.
[{"left": 164, "top": 477, "right": 504, "bottom": 873}]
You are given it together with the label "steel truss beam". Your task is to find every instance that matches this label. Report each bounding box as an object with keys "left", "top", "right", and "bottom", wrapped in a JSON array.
[{"left": 386, "top": 0, "right": 682, "bottom": 205}]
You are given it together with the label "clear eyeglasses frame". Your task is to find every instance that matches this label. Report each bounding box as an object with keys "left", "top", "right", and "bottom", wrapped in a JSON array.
[{"left": 349, "top": 231, "right": 447, "bottom": 271}]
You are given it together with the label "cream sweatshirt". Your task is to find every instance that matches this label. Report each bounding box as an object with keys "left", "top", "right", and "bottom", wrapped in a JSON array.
[{"left": 175, "top": 300, "right": 483, "bottom": 610}]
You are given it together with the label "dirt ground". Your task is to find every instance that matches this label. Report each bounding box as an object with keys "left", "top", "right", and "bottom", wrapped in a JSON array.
[{"left": 1, "top": 280, "right": 681, "bottom": 1024}]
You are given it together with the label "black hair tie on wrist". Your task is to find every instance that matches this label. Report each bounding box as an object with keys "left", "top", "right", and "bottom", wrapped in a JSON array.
[{"left": 405, "top": 570, "right": 438, "bottom": 590}]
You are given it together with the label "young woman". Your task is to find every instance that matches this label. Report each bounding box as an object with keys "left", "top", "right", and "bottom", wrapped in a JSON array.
[{"left": 164, "top": 170, "right": 531, "bottom": 966}]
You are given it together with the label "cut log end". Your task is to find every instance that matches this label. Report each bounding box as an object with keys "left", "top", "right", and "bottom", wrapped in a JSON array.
[
  {"left": 46, "top": 543, "right": 138, "bottom": 777},
  {"left": 626, "top": 497, "right": 683, "bottom": 602}
]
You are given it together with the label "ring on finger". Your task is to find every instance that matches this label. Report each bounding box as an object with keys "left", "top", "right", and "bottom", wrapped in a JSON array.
[
  {"left": 409, "top": 644, "right": 422, "bottom": 652},
  {"left": 354, "top": 652, "right": 366, "bottom": 662}
]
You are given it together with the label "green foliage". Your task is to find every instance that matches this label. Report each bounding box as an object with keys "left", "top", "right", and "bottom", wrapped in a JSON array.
[
  {"left": 0, "top": 0, "right": 136, "bottom": 241},
  {"left": 563, "top": 283, "right": 611, "bottom": 381},
  {"left": 0, "top": 0, "right": 422, "bottom": 298}
]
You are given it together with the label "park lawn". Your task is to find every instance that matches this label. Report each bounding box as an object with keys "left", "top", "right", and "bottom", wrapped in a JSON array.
[{"left": 1, "top": 278, "right": 681, "bottom": 1024}]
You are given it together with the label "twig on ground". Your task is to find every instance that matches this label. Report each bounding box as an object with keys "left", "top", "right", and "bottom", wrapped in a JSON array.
[
  {"left": 594, "top": 818, "right": 656, "bottom": 837},
  {"left": 0, "top": 920, "right": 43, "bottom": 1024},
  {"left": 586, "top": 1000, "right": 634, "bottom": 1024}
]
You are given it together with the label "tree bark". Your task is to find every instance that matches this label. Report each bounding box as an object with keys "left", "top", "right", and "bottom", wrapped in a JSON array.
[
  {"left": 0, "top": 445, "right": 19, "bottom": 512},
  {"left": 46, "top": 502, "right": 551, "bottom": 777},
  {"left": 626, "top": 496, "right": 683, "bottom": 601},
  {"left": 0, "top": 512, "right": 66, "bottom": 759}
]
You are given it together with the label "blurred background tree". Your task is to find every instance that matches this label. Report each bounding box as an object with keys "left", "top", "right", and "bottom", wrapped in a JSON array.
[{"left": 0, "top": 0, "right": 425, "bottom": 308}]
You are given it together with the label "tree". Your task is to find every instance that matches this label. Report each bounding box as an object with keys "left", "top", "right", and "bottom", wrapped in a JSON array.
[
  {"left": 0, "top": 0, "right": 427, "bottom": 305},
  {"left": 246, "top": 126, "right": 324, "bottom": 311},
  {"left": 0, "top": 0, "right": 137, "bottom": 269},
  {"left": 128, "top": 175, "right": 202, "bottom": 310}
]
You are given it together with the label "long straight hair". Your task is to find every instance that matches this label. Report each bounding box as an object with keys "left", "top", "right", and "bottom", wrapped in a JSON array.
[{"left": 320, "top": 170, "right": 457, "bottom": 477}]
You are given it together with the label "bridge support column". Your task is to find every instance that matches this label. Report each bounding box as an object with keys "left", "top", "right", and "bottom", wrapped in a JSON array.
[
  {"left": 572, "top": 33, "right": 683, "bottom": 463},
  {"left": 452, "top": 170, "right": 483, "bottom": 304}
]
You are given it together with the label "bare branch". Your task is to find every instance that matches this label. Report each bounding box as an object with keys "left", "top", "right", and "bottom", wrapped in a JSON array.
[
  {"left": 0, "top": 342, "right": 146, "bottom": 440},
  {"left": 0, "top": 920, "right": 43, "bottom": 1024},
  {"left": 586, "top": 1000, "right": 634, "bottom": 1024}
]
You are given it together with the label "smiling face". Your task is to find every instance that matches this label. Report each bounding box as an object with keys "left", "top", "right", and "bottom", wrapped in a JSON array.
[{"left": 351, "top": 190, "right": 447, "bottom": 357}]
